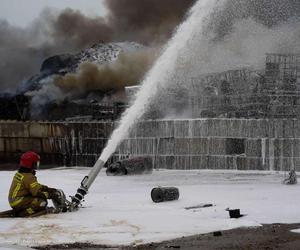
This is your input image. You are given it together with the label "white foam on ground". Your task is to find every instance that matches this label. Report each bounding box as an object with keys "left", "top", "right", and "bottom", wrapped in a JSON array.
[{"left": 0, "top": 169, "right": 299, "bottom": 247}]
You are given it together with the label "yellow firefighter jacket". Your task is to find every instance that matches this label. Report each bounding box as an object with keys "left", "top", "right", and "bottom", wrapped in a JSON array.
[{"left": 8, "top": 170, "right": 49, "bottom": 208}]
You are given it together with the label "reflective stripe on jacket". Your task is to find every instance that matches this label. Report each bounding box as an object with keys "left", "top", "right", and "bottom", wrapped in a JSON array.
[{"left": 8, "top": 171, "right": 48, "bottom": 208}]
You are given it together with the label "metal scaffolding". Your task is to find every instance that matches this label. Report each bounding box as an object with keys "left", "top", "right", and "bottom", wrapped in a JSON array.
[
  {"left": 186, "top": 54, "right": 300, "bottom": 119},
  {"left": 266, "top": 53, "right": 300, "bottom": 81}
]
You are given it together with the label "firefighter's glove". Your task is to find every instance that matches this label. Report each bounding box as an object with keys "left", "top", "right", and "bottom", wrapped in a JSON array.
[
  {"left": 36, "top": 191, "right": 50, "bottom": 200},
  {"left": 48, "top": 188, "right": 58, "bottom": 194},
  {"left": 49, "top": 190, "right": 61, "bottom": 202}
]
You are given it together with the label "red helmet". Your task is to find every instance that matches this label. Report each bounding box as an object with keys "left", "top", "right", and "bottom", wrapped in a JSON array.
[{"left": 20, "top": 151, "right": 40, "bottom": 169}]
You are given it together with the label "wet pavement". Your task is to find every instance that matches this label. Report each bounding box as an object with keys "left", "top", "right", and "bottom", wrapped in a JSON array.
[{"left": 35, "top": 223, "right": 300, "bottom": 250}]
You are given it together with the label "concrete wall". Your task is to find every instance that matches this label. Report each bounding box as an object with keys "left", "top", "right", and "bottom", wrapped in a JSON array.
[
  {"left": 0, "top": 121, "right": 113, "bottom": 168},
  {"left": 116, "top": 119, "right": 300, "bottom": 171},
  {"left": 1, "top": 119, "right": 300, "bottom": 171}
]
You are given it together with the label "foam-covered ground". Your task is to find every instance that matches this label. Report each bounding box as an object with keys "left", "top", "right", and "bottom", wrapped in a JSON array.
[{"left": 0, "top": 168, "right": 299, "bottom": 248}]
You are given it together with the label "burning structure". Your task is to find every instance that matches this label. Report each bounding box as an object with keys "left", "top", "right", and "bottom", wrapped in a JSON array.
[{"left": 0, "top": 42, "right": 152, "bottom": 121}]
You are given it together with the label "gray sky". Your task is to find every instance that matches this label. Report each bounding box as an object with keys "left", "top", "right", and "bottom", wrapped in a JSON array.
[{"left": 0, "top": 0, "right": 107, "bottom": 27}]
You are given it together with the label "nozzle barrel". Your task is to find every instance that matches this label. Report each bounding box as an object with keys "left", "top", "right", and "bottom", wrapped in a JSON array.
[{"left": 72, "top": 159, "right": 105, "bottom": 206}]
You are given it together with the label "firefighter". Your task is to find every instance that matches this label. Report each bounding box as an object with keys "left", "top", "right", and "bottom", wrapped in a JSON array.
[{"left": 8, "top": 151, "right": 59, "bottom": 217}]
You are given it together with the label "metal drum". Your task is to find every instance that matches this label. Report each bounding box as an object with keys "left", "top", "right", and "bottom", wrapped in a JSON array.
[{"left": 151, "top": 187, "right": 179, "bottom": 203}]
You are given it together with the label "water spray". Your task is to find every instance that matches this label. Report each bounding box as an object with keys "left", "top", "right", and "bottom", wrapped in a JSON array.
[{"left": 71, "top": 0, "right": 224, "bottom": 209}]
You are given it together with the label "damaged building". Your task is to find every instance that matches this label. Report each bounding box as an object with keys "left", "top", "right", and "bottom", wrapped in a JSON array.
[
  {"left": 0, "top": 42, "right": 144, "bottom": 121},
  {"left": 0, "top": 94, "right": 125, "bottom": 122}
]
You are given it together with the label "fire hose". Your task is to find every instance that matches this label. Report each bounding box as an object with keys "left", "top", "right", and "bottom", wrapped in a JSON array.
[{"left": 71, "top": 158, "right": 106, "bottom": 208}]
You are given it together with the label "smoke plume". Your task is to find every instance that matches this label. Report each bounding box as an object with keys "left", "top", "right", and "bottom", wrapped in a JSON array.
[
  {"left": 191, "top": 0, "right": 300, "bottom": 73},
  {"left": 208, "top": 0, "right": 300, "bottom": 39},
  {"left": 55, "top": 48, "right": 158, "bottom": 94},
  {"left": 50, "top": 9, "right": 113, "bottom": 49},
  {"left": 0, "top": 19, "right": 49, "bottom": 92},
  {"left": 0, "top": 1, "right": 196, "bottom": 92},
  {"left": 3, "top": 0, "right": 300, "bottom": 95},
  {"left": 105, "top": 0, "right": 197, "bottom": 44}
]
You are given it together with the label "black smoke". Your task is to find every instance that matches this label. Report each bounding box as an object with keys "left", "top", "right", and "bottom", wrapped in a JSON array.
[
  {"left": 105, "top": 0, "right": 197, "bottom": 44},
  {"left": 0, "top": 0, "right": 196, "bottom": 91},
  {"left": 2, "top": 0, "right": 300, "bottom": 92}
]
